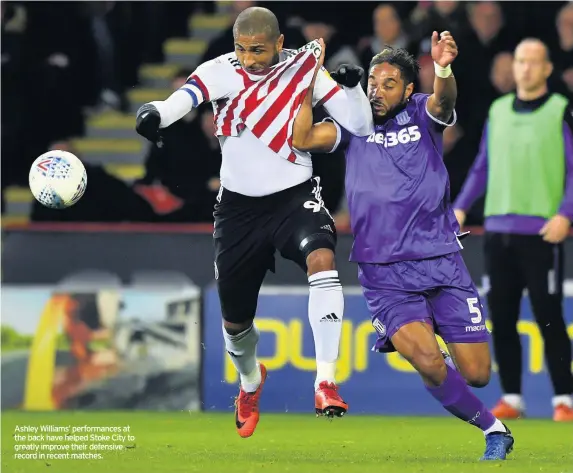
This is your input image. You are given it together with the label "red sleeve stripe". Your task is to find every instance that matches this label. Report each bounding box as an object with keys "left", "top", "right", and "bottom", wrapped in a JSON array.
[
  {"left": 190, "top": 75, "right": 209, "bottom": 102},
  {"left": 315, "top": 85, "right": 341, "bottom": 108}
]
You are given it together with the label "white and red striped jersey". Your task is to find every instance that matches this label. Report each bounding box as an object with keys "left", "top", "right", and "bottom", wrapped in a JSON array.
[
  {"left": 181, "top": 41, "right": 339, "bottom": 166},
  {"left": 149, "top": 40, "right": 372, "bottom": 196}
]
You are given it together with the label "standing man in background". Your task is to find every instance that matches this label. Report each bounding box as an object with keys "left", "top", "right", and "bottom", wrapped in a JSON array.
[{"left": 454, "top": 38, "right": 573, "bottom": 422}]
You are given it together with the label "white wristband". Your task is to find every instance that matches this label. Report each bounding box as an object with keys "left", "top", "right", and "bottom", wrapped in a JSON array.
[{"left": 434, "top": 62, "right": 452, "bottom": 78}]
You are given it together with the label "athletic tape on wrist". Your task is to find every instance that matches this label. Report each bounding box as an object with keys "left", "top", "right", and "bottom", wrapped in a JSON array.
[{"left": 434, "top": 62, "right": 452, "bottom": 78}]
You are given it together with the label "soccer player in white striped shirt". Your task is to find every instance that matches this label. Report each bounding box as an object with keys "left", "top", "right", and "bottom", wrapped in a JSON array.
[{"left": 136, "top": 7, "right": 371, "bottom": 438}]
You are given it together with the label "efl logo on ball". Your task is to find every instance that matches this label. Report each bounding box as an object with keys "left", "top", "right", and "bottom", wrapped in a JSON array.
[{"left": 29, "top": 150, "right": 87, "bottom": 209}]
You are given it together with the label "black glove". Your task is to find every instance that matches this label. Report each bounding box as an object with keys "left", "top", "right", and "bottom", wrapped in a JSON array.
[
  {"left": 330, "top": 64, "right": 364, "bottom": 88},
  {"left": 136, "top": 104, "right": 162, "bottom": 144}
]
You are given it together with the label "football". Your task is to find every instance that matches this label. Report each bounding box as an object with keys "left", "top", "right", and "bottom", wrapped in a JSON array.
[{"left": 29, "top": 150, "right": 87, "bottom": 209}]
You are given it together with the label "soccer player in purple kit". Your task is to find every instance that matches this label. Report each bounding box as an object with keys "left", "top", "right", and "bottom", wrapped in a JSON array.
[{"left": 292, "top": 34, "right": 515, "bottom": 461}]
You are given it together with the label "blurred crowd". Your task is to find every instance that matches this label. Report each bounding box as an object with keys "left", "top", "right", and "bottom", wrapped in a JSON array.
[{"left": 2, "top": 1, "right": 572, "bottom": 225}]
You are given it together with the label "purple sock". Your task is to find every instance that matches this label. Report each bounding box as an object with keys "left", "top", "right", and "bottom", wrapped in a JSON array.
[{"left": 426, "top": 365, "right": 496, "bottom": 431}]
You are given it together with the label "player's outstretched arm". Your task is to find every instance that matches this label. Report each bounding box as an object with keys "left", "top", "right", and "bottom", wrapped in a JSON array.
[
  {"left": 426, "top": 31, "right": 458, "bottom": 123},
  {"left": 321, "top": 64, "right": 374, "bottom": 137},
  {"left": 135, "top": 89, "right": 196, "bottom": 143},
  {"left": 136, "top": 59, "right": 227, "bottom": 144},
  {"left": 292, "top": 40, "right": 339, "bottom": 153}
]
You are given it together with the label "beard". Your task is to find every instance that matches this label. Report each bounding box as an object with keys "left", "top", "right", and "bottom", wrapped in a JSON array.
[
  {"left": 271, "top": 49, "right": 280, "bottom": 66},
  {"left": 372, "top": 89, "right": 409, "bottom": 122}
]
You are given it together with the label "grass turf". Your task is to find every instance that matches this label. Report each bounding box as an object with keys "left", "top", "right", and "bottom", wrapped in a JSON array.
[{"left": 2, "top": 411, "right": 572, "bottom": 473}]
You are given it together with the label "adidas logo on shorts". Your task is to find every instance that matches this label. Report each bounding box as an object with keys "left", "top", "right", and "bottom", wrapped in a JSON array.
[{"left": 320, "top": 313, "right": 340, "bottom": 322}]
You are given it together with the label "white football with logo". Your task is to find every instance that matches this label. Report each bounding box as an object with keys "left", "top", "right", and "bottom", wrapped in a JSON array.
[{"left": 29, "top": 150, "right": 87, "bottom": 209}]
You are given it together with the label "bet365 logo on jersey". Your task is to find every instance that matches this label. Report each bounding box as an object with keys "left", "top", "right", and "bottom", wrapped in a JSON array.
[{"left": 366, "top": 126, "right": 421, "bottom": 147}]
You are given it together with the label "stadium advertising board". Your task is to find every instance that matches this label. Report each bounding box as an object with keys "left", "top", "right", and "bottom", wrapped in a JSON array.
[
  {"left": 3, "top": 228, "right": 573, "bottom": 287},
  {"left": 203, "top": 285, "right": 573, "bottom": 418},
  {"left": 1, "top": 286, "right": 202, "bottom": 411}
]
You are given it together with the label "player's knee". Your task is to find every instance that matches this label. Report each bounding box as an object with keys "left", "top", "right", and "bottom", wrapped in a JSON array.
[
  {"left": 306, "top": 248, "right": 335, "bottom": 276},
  {"left": 462, "top": 363, "right": 491, "bottom": 388}
]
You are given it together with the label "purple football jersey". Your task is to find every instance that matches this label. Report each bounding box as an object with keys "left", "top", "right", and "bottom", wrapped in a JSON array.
[{"left": 334, "top": 93, "right": 461, "bottom": 263}]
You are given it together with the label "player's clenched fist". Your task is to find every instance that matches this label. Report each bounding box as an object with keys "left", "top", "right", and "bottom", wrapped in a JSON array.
[
  {"left": 330, "top": 64, "right": 364, "bottom": 88},
  {"left": 431, "top": 30, "right": 458, "bottom": 67},
  {"left": 136, "top": 104, "right": 162, "bottom": 144}
]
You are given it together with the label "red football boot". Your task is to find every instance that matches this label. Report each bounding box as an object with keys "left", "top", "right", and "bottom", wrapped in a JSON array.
[
  {"left": 315, "top": 381, "right": 348, "bottom": 418},
  {"left": 234, "top": 363, "right": 267, "bottom": 438}
]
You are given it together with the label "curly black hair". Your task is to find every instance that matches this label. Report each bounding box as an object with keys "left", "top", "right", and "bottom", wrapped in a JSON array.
[{"left": 369, "top": 46, "right": 420, "bottom": 85}]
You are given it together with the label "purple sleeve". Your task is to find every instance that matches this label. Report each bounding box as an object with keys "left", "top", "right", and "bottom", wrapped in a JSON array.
[
  {"left": 558, "top": 107, "right": 573, "bottom": 221},
  {"left": 322, "top": 118, "right": 350, "bottom": 152},
  {"left": 453, "top": 122, "right": 489, "bottom": 211},
  {"left": 413, "top": 93, "right": 457, "bottom": 131}
]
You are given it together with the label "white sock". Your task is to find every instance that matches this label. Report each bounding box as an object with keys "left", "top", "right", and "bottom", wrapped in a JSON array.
[
  {"left": 308, "top": 270, "right": 344, "bottom": 391},
  {"left": 241, "top": 362, "right": 262, "bottom": 394},
  {"left": 502, "top": 394, "right": 524, "bottom": 411},
  {"left": 552, "top": 395, "right": 573, "bottom": 408},
  {"left": 222, "top": 324, "right": 261, "bottom": 393},
  {"left": 484, "top": 418, "right": 507, "bottom": 436}
]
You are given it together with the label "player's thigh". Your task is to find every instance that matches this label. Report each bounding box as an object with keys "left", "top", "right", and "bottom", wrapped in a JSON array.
[
  {"left": 427, "top": 254, "right": 492, "bottom": 386},
  {"left": 447, "top": 342, "right": 491, "bottom": 388},
  {"left": 427, "top": 252, "right": 489, "bottom": 344},
  {"left": 214, "top": 234, "right": 274, "bottom": 325},
  {"left": 358, "top": 263, "right": 434, "bottom": 354},
  {"left": 273, "top": 179, "right": 337, "bottom": 272},
  {"left": 390, "top": 321, "right": 446, "bottom": 385}
]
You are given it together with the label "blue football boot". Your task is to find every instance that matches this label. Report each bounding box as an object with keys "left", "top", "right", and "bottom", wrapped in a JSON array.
[{"left": 481, "top": 424, "right": 514, "bottom": 461}]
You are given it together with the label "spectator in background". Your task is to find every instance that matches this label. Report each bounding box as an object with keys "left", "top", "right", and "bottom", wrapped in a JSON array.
[
  {"left": 409, "top": 1, "right": 468, "bottom": 54},
  {"left": 490, "top": 52, "right": 516, "bottom": 95},
  {"left": 553, "top": 3, "right": 573, "bottom": 99},
  {"left": 453, "top": 39, "right": 573, "bottom": 422},
  {"left": 31, "top": 141, "right": 154, "bottom": 222},
  {"left": 199, "top": 0, "right": 255, "bottom": 63},
  {"left": 82, "top": 2, "right": 123, "bottom": 112},
  {"left": 455, "top": 2, "right": 516, "bottom": 125},
  {"left": 2, "top": 2, "right": 100, "bottom": 189},
  {"left": 297, "top": 12, "right": 360, "bottom": 72},
  {"left": 135, "top": 68, "right": 222, "bottom": 223},
  {"left": 417, "top": 54, "right": 434, "bottom": 94},
  {"left": 358, "top": 4, "right": 412, "bottom": 75}
]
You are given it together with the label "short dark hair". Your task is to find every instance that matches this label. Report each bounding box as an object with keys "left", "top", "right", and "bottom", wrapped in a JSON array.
[
  {"left": 233, "top": 7, "right": 280, "bottom": 42},
  {"left": 369, "top": 46, "right": 420, "bottom": 84}
]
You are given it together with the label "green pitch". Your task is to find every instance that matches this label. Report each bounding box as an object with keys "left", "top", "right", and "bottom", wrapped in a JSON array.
[{"left": 2, "top": 411, "right": 572, "bottom": 473}]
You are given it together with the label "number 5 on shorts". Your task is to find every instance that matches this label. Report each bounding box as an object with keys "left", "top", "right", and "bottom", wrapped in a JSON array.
[{"left": 466, "top": 297, "right": 482, "bottom": 324}]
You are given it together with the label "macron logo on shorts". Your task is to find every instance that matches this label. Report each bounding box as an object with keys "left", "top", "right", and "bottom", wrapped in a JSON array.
[{"left": 320, "top": 313, "right": 340, "bottom": 322}]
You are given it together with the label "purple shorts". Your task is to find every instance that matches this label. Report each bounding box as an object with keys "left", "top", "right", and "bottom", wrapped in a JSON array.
[{"left": 358, "top": 251, "right": 489, "bottom": 353}]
